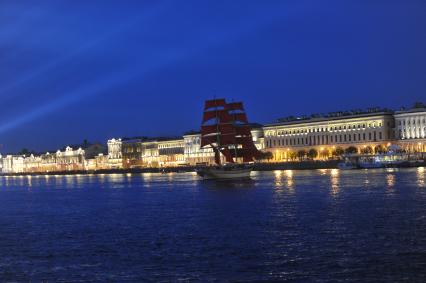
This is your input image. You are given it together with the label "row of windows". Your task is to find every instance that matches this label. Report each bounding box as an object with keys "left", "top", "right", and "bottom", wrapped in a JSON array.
[
  {"left": 398, "top": 118, "right": 426, "bottom": 125},
  {"left": 158, "top": 143, "right": 184, "bottom": 149},
  {"left": 269, "top": 122, "right": 386, "bottom": 136},
  {"left": 399, "top": 129, "right": 426, "bottom": 138},
  {"left": 398, "top": 126, "right": 426, "bottom": 131},
  {"left": 266, "top": 131, "right": 383, "bottom": 148}
]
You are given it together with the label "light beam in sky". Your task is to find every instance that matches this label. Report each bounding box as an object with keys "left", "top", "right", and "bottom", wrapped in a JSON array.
[
  {"left": 0, "top": 1, "right": 169, "bottom": 101},
  {"left": 0, "top": 2, "right": 288, "bottom": 137}
]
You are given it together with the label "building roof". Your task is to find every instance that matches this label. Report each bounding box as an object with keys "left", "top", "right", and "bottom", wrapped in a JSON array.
[{"left": 265, "top": 110, "right": 394, "bottom": 128}]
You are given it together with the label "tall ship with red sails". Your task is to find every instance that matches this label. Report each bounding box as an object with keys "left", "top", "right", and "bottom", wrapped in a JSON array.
[{"left": 197, "top": 98, "right": 261, "bottom": 179}]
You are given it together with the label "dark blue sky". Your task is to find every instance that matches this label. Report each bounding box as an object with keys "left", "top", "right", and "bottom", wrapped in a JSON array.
[{"left": 0, "top": 0, "right": 425, "bottom": 153}]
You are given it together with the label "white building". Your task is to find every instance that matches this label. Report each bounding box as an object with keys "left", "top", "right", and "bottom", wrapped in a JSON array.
[
  {"left": 263, "top": 110, "right": 395, "bottom": 161},
  {"left": 107, "top": 138, "right": 123, "bottom": 169},
  {"left": 158, "top": 138, "right": 185, "bottom": 167},
  {"left": 2, "top": 155, "right": 25, "bottom": 173},
  {"left": 55, "top": 146, "right": 85, "bottom": 171},
  {"left": 395, "top": 104, "right": 426, "bottom": 152}
]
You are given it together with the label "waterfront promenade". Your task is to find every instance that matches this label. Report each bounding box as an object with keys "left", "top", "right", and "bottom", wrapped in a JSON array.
[{"left": 2, "top": 159, "right": 426, "bottom": 177}]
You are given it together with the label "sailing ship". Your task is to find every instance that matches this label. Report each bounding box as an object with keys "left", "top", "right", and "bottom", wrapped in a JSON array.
[{"left": 196, "top": 98, "right": 261, "bottom": 179}]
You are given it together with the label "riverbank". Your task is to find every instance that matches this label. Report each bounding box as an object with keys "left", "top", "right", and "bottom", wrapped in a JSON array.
[
  {"left": 0, "top": 161, "right": 339, "bottom": 177},
  {"left": 2, "top": 159, "right": 425, "bottom": 177}
]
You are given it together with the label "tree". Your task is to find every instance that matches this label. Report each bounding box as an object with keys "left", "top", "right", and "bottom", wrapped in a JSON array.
[
  {"left": 19, "top": 148, "right": 30, "bottom": 156},
  {"left": 345, "top": 146, "right": 358, "bottom": 155},
  {"left": 307, "top": 148, "right": 318, "bottom": 160},
  {"left": 289, "top": 151, "right": 298, "bottom": 161},
  {"left": 374, "top": 145, "right": 386, "bottom": 154},
  {"left": 256, "top": 151, "right": 273, "bottom": 161},
  {"left": 297, "top": 149, "right": 306, "bottom": 161},
  {"left": 361, "top": 146, "right": 373, "bottom": 154},
  {"left": 413, "top": 102, "right": 425, "bottom": 109},
  {"left": 332, "top": 147, "right": 345, "bottom": 157},
  {"left": 320, "top": 148, "right": 330, "bottom": 159}
]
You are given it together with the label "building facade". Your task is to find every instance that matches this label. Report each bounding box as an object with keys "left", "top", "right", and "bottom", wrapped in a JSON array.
[
  {"left": 107, "top": 138, "right": 123, "bottom": 169},
  {"left": 394, "top": 105, "right": 426, "bottom": 153},
  {"left": 158, "top": 139, "right": 185, "bottom": 167},
  {"left": 264, "top": 110, "right": 395, "bottom": 161},
  {"left": 1, "top": 155, "right": 25, "bottom": 173},
  {"left": 55, "top": 147, "right": 86, "bottom": 171}
]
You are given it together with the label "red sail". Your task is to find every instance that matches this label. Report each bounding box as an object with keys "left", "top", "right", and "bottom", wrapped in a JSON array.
[
  {"left": 218, "top": 123, "right": 235, "bottom": 135},
  {"left": 235, "top": 125, "right": 251, "bottom": 136},
  {"left": 202, "top": 110, "right": 233, "bottom": 123},
  {"left": 220, "top": 147, "right": 234, "bottom": 163},
  {"left": 226, "top": 102, "right": 244, "bottom": 111},
  {"left": 200, "top": 99, "right": 261, "bottom": 165},
  {"left": 232, "top": 113, "right": 248, "bottom": 123},
  {"left": 212, "top": 146, "right": 221, "bottom": 164},
  {"left": 201, "top": 135, "right": 217, "bottom": 147},
  {"left": 219, "top": 134, "right": 236, "bottom": 146},
  {"left": 205, "top": 99, "right": 226, "bottom": 110},
  {"left": 201, "top": 125, "right": 218, "bottom": 135}
]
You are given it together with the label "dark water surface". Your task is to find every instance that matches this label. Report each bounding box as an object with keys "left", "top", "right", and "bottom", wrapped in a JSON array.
[{"left": 0, "top": 168, "right": 426, "bottom": 282}]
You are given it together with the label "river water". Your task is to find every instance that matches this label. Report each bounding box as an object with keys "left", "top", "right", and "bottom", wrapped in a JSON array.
[{"left": 0, "top": 168, "right": 425, "bottom": 282}]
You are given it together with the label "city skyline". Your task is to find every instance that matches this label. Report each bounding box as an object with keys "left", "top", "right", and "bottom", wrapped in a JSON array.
[
  {"left": 1, "top": 101, "right": 424, "bottom": 156},
  {"left": 1, "top": 0, "right": 426, "bottom": 152}
]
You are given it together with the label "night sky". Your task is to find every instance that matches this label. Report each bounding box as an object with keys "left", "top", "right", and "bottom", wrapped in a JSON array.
[{"left": 1, "top": 0, "right": 425, "bottom": 153}]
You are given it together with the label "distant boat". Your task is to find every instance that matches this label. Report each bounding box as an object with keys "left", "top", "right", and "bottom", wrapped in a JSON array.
[
  {"left": 337, "top": 161, "right": 357, "bottom": 170},
  {"left": 196, "top": 99, "right": 261, "bottom": 180},
  {"left": 358, "top": 156, "right": 384, "bottom": 169}
]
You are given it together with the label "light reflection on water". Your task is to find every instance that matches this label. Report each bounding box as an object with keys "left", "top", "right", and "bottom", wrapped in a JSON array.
[
  {"left": 0, "top": 169, "right": 426, "bottom": 281},
  {"left": 330, "top": 169, "right": 339, "bottom": 196},
  {"left": 273, "top": 170, "right": 294, "bottom": 193},
  {"left": 418, "top": 167, "right": 425, "bottom": 187}
]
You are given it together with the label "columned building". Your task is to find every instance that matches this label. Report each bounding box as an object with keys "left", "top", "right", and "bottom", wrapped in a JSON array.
[
  {"left": 1, "top": 155, "right": 25, "bottom": 173},
  {"left": 122, "top": 139, "right": 144, "bottom": 168},
  {"left": 107, "top": 138, "right": 123, "bottom": 169},
  {"left": 264, "top": 109, "right": 395, "bottom": 161},
  {"left": 55, "top": 146, "right": 85, "bottom": 171},
  {"left": 183, "top": 132, "right": 216, "bottom": 165},
  {"left": 158, "top": 138, "right": 185, "bottom": 167},
  {"left": 394, "top": 104, "right": 426, "bottom": 153}
]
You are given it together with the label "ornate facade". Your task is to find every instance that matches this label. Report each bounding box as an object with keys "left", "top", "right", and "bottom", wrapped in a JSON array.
[
  {"left": 107, "top": 138, "right": 123, "bottom": 169},
  {"left": 395, "top": 106, "right": 426, "bottom": 152},
  {"left": 264, "top": 110, "right": 395, "bottom": 161}
]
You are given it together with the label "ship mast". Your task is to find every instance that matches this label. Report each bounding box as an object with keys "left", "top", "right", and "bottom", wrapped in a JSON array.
[{"left": 200, "top": 98, "right": 260, "bottom": 165}]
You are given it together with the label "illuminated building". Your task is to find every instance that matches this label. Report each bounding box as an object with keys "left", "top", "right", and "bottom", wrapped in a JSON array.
[
  {"left": 122, "top": 138, "right": 184, "bottom": 168},
  {"left": 23, "top": 154, "right": 43, "bottom": 173},
  {"left": 158, "top": 138, "right": 185, "bottom": 167},
  {"left": 55, "top": 146, "right": 86, "bottom": 171},
  {"left": 183, "top": 132, "right": 215, "bottom": 165},
  {"left": 395, "top": 104, "right": 426, "bottom": 152},
  {"left": 251, "top": 125, "right": 265, "bottom": 150},
  {"left": 39, "top": 152, "right": 58, "bottom": 172},
  {"left": 107, "top": 138, "right": 123, "bottom": 168},
  {"left": 263, "top": 108, "right": 395, "bottom": 161},
  {"left": 122, "top": 139, "right": 144, "bottom": 168},
  {"left": 1, "top": 155, "right": 25, "bottom": 173}
]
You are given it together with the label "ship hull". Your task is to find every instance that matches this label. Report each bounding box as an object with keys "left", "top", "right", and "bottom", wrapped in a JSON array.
[{"left": 196, "top": 165, "right": 252, "bottom": 180}]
